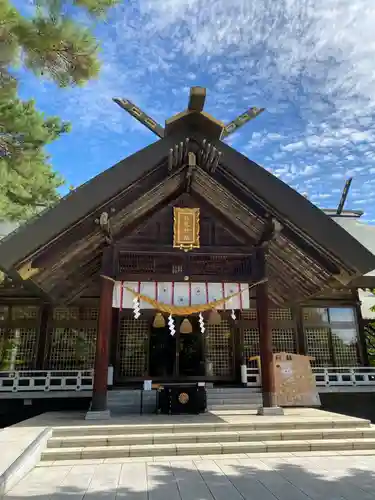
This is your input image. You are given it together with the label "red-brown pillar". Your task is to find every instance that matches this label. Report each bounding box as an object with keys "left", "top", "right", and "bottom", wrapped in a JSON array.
[
  {"left": 256, "top": 247, "right": 281, "bottom": 413},
  {"left": 90, "top": 247, "right": 115, "bottom": 414}
]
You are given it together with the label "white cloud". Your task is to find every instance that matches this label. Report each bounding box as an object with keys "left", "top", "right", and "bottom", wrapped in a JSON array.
[
  {"left": 281, "top": 141, "right": 305, "bottom": 152},
  {"left": 300, "top": 165, "right": 320, "bottom": 177},
  {"left": 18, "top": 0, "right": 375, "bottom": 222}
]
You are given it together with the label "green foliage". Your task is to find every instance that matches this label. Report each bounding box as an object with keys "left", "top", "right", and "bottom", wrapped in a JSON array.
[
  {"left": 365, "top": 323, "right": 375, "bottom": 366},
  {"left": 0, "top": 0, "right": 119, "bottom": 221},
  {"left": 0, "top": 336, "right": 23, "bottom": 370},
  {"left": 74, "top": 331, "right": 94, "bottom": 365},
  {"left": 73, "top": 0, "right": 120, "bottom": 17},
  {"left": 0, "top": 97, "right": 69, "bottom": 219}
]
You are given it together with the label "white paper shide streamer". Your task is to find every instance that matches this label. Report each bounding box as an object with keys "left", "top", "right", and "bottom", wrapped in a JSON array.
[
  {"left": 133, "top": 296, "right": 140, "bottom": 319},
  {"left": 199, "top": 312, "right": 205, "bottom": 333},
  {"left": 226, "top": 294, "right": 236, "bottom": 320},
  {"left": 168, "top": 314, "right": 175, "bottom": 336}
]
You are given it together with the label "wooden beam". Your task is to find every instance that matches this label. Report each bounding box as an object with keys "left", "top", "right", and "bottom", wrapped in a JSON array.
[
  {"left": 116, "top": 273, "right": 252, "bottom": 282},
  {"left": 43, "top": 253, "right": 102, "bottom": 301},
  {"left": 113, "top": 98, "right": 165, "bottom": 138},
  {"left": 221, "top": 107, "right": 265, "bottom": 139},
  {"left": 188, "top": 87, "right": 206, "bottom": 112},
  {"left": 117, "top": 244, "right": 251, "bottom": 255}
]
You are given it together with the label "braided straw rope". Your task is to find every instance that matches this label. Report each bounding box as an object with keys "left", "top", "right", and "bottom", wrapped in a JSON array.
[{"left": 101, "top": 275, "right": 267, "bottom": 315}]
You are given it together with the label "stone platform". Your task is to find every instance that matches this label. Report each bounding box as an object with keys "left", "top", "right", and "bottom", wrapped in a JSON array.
[
  {"left": 2, "top": 408, "right": 375, "bottom": 498},
  {"left": 6, "top": 450, "right": 375, "bottom": 499}
]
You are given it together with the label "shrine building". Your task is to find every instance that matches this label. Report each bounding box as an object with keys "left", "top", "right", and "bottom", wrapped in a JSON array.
[{"left": 0, "top": 87, "right": 375, "bottom": 418}]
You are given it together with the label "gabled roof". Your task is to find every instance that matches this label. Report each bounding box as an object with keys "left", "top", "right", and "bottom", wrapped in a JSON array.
[
  {"left": 0, "top": 89, "right": 374, "bottom": 304},
  {"left": 207, "top": 138, "right": 375, "bottom": 275},
  {"left": 331, "top": 214, "right": 375, "bottom": 288},
  {"left": 0, "top": 133, "right": 182, "bottom": 271}
]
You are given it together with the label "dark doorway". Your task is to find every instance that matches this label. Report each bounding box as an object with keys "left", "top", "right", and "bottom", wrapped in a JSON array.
[
  {"left": 149, "top": 326, "right": 176, "bottom": 377},
  {"left": 178, "top": 318, "right": 205, "bottom": 377}
]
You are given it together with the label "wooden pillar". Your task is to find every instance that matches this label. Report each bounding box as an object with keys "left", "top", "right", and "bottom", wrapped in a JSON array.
[
  {"left": 293, "top": 305, "right": 307, "bottom": 356},
  {"left": 256, "top": 247, "right": 279, "bottom": 411},
  {"left": 90, "top": 247, "right": 116, "bottom": 415},
  {"left": 229, "top": 311, "right": 244, "bottom": 384}
]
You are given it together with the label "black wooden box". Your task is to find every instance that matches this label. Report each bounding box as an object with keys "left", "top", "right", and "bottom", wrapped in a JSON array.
[{"left": 157, "top": 385, "right": 207, "bottom": 415}]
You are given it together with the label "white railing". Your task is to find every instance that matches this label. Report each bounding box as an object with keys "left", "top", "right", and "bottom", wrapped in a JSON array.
[
  {"left": 246, "top": 366, "right": 375, "bottom": 389},
  {"left": 2, "top": 367, "right": 375, "bottom": 394},
  {"left": 0, "top": 370, "right": 93, "bottom": 393}
]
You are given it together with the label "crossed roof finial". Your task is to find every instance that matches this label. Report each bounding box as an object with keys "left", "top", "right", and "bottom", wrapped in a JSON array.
[{"left": 113, "top": 86, "right": 265, "bottom": 140}]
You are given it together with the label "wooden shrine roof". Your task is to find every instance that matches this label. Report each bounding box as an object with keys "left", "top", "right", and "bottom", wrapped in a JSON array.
[{"left": 0, "top": 107, "right": 375, "bottom": 305}]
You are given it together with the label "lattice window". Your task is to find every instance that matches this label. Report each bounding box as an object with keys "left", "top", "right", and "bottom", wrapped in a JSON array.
[
  {"left": 11, "top": 306, "right": 39, "bottom": 320},
  {"left": 241, "top": 309, "right": 257, "bottom": 320},
  {"left": 47, "top": 327, "right": 97, "bottom": 370},
  {"left": 79, "top": 307, "right": 99, "bottom": 321},
  {"left": 305, "top": 327, "right": 332, "bottom": 366},
  {"left": 243, "top": 328, "right": 259, "bottom": 360},
  {"left": 0, "top": 306, "right": 40, "bottom": 370},
  {"left": 243, "top": 327, "right": 297, "bottom": 360},
  {"left": 303, "top": 306, "right": 360, "bottom": 367},
  {"left": 0, "top": 326, "right": 7, "bottom": 363},
  {"left": 205, "top": 320, "right": 233, "bottom": 377},
  {"left": 8, "top": 327, "right": 37, "bottom": 369},
  {"left": 118, "top": 318, "right": 148, "bottom": 377},
  {"left": 53, "top": 307, "right": 79, "bottom": 320},
  {"left": 270, "top": 309, "right": 293, "bottom": 321},
  {"left": 241, "top": 309, "right": 293, "bottom": 321},
  {"left": 0, "top": 306, "right": 9, "bottom": 321},
  {"left": 331, "top": 327, "right": 359, "bottom": 366},
  {"left": 272, "top": 328, "right": 296, "bottom": 353},
  {"left": 303, "top": 308, "right": 328, "bottom": 323}
]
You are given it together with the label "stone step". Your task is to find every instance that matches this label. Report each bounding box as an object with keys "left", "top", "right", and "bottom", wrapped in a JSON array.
[
  {"left": 207, "top": 403, "right": 261, "bottom": 411},
  {"left": 47, "top": 426, "right": 375, "bottom": 449},
  {"left": 207, "top": 393, "right": 262, "bottom": 399},
  {"left": 52, "top": 417, "right": 371, "bottom": 438},
  {"left": 42, "top": 436, "right": 375, "bottom": 461},
  {"left": 207, "top": 397, "right": 262, "bottom": 404},
  {"left": 107, "top": 391, "right": 157, "bottom": 415},
  {"left": 207, "top": 388, "right": 260, "bottom": 394}
]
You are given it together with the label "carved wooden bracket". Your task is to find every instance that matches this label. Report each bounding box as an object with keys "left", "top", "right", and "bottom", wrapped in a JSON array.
[
  {"left": 17, "top": 261, "right": 40, "bottom": 280},
  {"left": 95, "top": 211, "right": 113, "bottom": 244}
]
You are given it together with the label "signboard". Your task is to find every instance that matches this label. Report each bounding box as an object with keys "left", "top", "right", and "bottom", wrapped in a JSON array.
[
  {"left": 274, "top": 353, "right": 321, "bottom": 407},
  {"left": 173, "top": 207, "right": 200, "bottom": 251}
]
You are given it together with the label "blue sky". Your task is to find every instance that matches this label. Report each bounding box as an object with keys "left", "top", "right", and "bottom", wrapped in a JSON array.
[{"left": 14, "top": 0, "right": 375, "bottom": 222}]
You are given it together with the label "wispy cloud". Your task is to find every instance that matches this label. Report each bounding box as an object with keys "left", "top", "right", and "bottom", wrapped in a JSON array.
[{"left": 14, "top": 0, "right": 375, "bottom": 221}]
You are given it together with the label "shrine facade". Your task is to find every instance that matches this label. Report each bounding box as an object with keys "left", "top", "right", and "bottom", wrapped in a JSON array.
[{"left": 0, "top": 87, "right": 374, "bottom": 415}]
